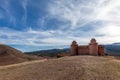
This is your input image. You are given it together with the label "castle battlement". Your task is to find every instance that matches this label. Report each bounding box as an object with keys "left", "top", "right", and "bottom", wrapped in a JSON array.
[{"left": 71, "top": 38, "right": 105, "bottom": 56}]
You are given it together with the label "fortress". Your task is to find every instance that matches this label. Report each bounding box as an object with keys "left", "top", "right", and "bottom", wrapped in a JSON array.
[{"left": 71, "top": 38, "right": 105, "bottom": 56}]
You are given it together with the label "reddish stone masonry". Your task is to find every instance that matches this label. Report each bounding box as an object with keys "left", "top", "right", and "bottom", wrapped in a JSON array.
[{"left": 71, "top": 38, "right": 105, "bottom": 56}]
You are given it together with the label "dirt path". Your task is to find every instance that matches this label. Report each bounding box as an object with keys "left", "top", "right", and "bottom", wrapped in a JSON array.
[{"left": 0, "top": 59, "right": 47, "bottom": 69}]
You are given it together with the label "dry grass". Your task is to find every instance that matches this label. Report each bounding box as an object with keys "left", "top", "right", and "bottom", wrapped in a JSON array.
[
  {"left": 0, "top": 56, "right": 120, "bottom": 80},
  {"left": 0, "top": 44, "right": 43, "bottom": 66}
]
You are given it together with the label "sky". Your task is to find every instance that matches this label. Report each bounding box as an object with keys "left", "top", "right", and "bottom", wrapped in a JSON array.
[{"left": 0, "top": 0, "right": 120, "bottom": 52}]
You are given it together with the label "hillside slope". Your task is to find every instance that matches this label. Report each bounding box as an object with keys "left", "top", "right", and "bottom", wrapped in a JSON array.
[
  {"left": 0, "top": 44, "right": 42, "bottom": 66},
  {"left": 0, "top": 56, "right": 120, "bottom": 80}
]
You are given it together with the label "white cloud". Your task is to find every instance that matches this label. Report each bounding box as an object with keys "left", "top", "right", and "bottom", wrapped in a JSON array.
[
  {"left": 1, "top": 0, "right": 120, "bottom": 51},
  {"left": 27, "top": 27, "right": 53, "bottom": 36},
  {"left": 97, "top": 25, "right": 120, "bottom": 36},
  {"left": 96, "top": 0, "right": 120, "bottom": 23},
  {"left": 0, "top": 27, "right": 93, "bottom": 46},
  {"left": 47, "top": 0, "right": 120, "bottom": 44},
  {"left": 21, "top": 0, "right": 28, "bottom": 25},
  {"left": 0, "top": 27, "right": 71, "bottom": 46},
  {"left": 48, "top": 0, "right": 103, "bottom": 28}
]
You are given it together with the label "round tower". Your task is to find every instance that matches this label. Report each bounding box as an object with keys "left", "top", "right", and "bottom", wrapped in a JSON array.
[
  {"left": 89, "top": 38, "right": 98, "bottom": 55},
  {"left": 71, "top": 41, "right": 78, "bottom": 55}
]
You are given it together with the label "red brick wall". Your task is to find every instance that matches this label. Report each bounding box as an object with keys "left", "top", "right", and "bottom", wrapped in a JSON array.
[
  {"left": 70, "top": 39, "right": 105, "bottom": 56},
  {"left": 78, "top": 46, "right": 89, "bottom": 55}
]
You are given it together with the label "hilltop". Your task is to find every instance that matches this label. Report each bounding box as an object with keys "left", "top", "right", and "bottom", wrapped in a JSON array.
[
  {"left": 0, "top": 56, "right": 120, "bottom": 80},
  {"left": 0, "top": 44, "right": 43, "bottom": 66}
]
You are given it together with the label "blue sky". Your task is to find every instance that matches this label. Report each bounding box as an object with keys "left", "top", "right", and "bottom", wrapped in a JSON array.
[{"left": 0, "top": 0, "right": 120, "bottom": 52}]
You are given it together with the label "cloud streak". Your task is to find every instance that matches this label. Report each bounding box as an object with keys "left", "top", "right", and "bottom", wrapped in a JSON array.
[
  {"left": 21, "top": 0, "right": 28, "bottom": 26},
  {"left": 0, "top": 0, "right": 120, "bottom": 51},
  {"left": 47, "top": 0, "right": 120, "bottom": 43},
  {"left": 0, "top": 0, "right": 17, "bottom": 26}
]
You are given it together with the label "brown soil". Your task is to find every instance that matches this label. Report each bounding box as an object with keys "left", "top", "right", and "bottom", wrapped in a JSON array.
[
  {"left": 0, "top": 44, "right": 43, "bottom": 66},
  {"left": 0, "top": 56, "right": 120, "bottom": 80}
]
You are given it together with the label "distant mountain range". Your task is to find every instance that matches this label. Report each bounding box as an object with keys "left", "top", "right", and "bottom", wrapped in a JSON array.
[
  {"left": 25, "top": 48, "right": 70, "bottom": 57},
  {"left": 105, "top": 44, "right": 120, "bottom": 55},
  {"left": 25, "top": 43, "right": 120, "bottom": 57},
  {"left": 113, "top": 42, "right": 120, "bottom": 45}
]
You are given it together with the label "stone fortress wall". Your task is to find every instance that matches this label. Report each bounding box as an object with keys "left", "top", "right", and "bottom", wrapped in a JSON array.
[{"left": 71, "top": 38, "right": 105, "bottom": 56}]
